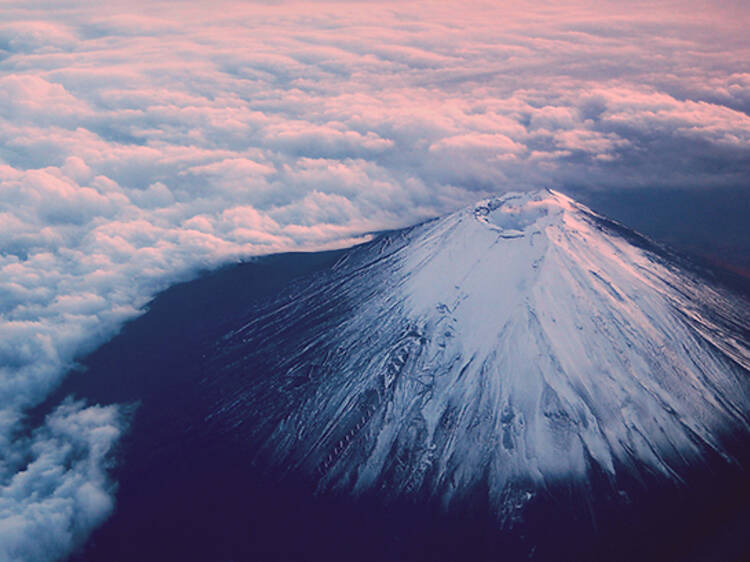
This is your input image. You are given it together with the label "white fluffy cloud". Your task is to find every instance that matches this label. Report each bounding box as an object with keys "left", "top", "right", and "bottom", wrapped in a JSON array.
[
  {"left": 1, "top": 1, "right": 749, "bottom": 560},
  {"left": 0, "top": 399, "right": 124, "bottom": 562}
]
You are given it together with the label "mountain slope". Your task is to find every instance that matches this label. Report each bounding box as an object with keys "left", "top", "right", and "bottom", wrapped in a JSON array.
[{"left": 205, "top": 189, "right": 750, "bottom": 521}]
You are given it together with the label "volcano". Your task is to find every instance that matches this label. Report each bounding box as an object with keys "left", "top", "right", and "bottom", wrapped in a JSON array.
[
  {"left": 73, "top": 189, "right": 750, "bottom": 561},
  {"left": 205, "top": 189, "right": 750, "bottom": 516}
]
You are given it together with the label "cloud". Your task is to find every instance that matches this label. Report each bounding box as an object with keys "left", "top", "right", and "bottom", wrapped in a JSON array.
[
  {"left": 0, "top": 75, "right": 89, "bottom": 123},
  {"left": 0, "top": 0, "right": 749, "bottom": 559},
  {"left": 0, "top": 399, "right": 125, "bottom": 562},
  {"left": 0, "top": 21, "right": 78, "bottom": 55}
]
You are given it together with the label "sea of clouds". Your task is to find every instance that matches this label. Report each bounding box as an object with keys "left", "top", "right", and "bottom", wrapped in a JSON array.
[{"left": 1, "top": 1, "right": 749, "bottom": 560}]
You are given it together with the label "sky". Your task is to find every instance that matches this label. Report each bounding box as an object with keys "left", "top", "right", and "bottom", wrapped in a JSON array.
[{"left": 0, "top": 1, "right": 749, "bottom": 560}]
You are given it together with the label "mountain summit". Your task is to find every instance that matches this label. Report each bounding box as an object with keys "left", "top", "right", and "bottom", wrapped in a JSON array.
[{"left": 207, "top": 189, "right": 750, "bottom": 519}]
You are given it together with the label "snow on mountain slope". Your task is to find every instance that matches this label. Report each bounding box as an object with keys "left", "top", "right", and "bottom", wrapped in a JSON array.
[{"left": 207, "top": 189, "right": 750, "bottom": 518}]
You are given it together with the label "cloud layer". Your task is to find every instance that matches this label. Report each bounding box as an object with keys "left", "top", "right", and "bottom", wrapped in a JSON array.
[{"left": 1, "top": 1, "right": 749, "bottom": 559}]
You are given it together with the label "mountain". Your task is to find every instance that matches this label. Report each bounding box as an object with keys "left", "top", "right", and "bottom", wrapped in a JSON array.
[
  {"left": 203, "top": 189, "right": 750, "bottom": 523},
  {"left": 69, "top": 189, "right": 750, "bottom": 561}
]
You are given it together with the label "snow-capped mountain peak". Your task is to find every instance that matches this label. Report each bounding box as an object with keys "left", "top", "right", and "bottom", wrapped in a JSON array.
[
  {"left": 209, "top": 189, "right": 750, "bottom": 518},
  {"left": 474, "top": 188, "right": 571, "bottom": 235}
]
